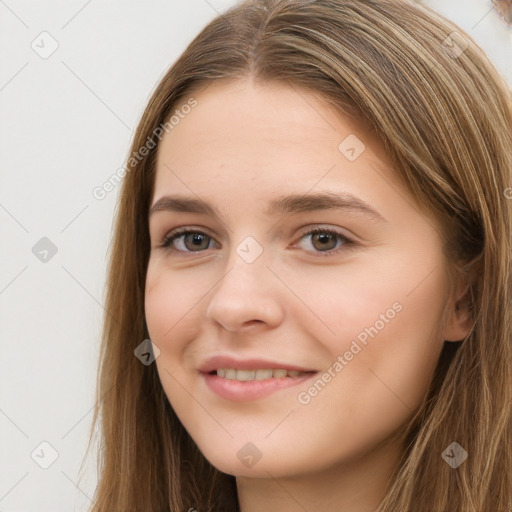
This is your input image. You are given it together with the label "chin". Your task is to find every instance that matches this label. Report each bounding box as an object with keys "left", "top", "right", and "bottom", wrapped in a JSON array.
[{"left": 193, "top": 439, "right": 311, "bottom": 479}]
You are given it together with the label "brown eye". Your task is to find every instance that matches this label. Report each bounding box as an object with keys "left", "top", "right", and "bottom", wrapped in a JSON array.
[
  {"left": 295, "top": 228, "right": 354, "bottom": 256},
  {"left": 161, "top": 230, "right": 215, "bottom": 252},
  {"left": 310, "top": 232, "right": 339, "bottom": 251},
  {"left": 182, "top": 233, "right": 211, "bottom": 251}
]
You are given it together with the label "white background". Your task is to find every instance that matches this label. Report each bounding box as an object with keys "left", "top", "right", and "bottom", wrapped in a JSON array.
[{"left": 0, "top": 1, "right": 510, "bottom": 510}]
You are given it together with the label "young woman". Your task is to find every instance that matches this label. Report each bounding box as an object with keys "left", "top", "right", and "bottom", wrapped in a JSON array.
[{"left": 87, "top": 1, "right": 512, "bottom": 510}]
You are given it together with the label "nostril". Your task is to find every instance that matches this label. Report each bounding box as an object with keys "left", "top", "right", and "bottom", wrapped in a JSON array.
[{"left": 243, "top": 320, "right": 264, "bottom": 328}]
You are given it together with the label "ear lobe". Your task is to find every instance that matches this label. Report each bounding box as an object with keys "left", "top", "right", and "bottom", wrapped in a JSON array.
[
  {"left": 443, "top": 291, "right": 473, "bottom": 342},
  {"left": 443, "top": 265, "right": 478, "bottom": 342}
]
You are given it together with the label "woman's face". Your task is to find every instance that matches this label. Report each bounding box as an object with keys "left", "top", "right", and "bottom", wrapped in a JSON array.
[{"left": 145, "top": 79, "right": 467, "bottom": 478}]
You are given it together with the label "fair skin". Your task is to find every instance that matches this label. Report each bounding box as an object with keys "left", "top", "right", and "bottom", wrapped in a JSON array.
[{"left": 145, "top": 79, "right": 471, "bottom": 512}]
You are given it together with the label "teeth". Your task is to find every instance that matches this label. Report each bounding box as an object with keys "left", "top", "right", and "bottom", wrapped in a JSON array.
[
  {"left": 255, "top": 369, "right": 273, "bottom": 380},
  {"left": 225, "top": 369, "right": 237, "bottom": 380},
  {"left": 236, "top": 370, "right": 255, "bottom": 381},
  {"left": 215, "top": 368, "right": 306, "bottom": 381}
]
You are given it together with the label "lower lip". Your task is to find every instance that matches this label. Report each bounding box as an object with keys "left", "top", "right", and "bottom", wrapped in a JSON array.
[{"left": 201, "top": 371, "right": 318, "bottom": 401}]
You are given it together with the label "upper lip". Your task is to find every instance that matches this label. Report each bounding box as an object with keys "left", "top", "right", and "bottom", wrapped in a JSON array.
[{"left": 199, "top": 355, "right": 317, "bottom": 373}]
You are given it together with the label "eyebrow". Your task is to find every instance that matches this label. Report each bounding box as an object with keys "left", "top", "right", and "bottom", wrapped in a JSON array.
[{"left": 149, "top": 191, "right": 386, "bottom": 222}]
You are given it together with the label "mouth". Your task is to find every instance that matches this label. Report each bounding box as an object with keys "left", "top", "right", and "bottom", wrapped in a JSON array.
[
  {"left": 199, "top": 355, "right": 317, "bottom": 375},
  {"left": 199, "top": 356, "right": 319, "bottom": 401},
  {"left": 208, "top": 368, "right": 316, "bottom": 381}
]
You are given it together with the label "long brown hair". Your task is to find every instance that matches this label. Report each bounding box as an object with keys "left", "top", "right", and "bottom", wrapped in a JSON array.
[{"left": 85, "top": 1, "right": 512, "bottom": 510}]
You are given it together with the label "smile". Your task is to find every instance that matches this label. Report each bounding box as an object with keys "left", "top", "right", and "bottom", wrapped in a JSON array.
[
  {"left": 198, "top": 355, "right": 319, "bottom": 401},
  {"left": 214, "top": 368, "right": 312, "bottom": 380},
  {"left": 202, "top": 370, "right": 318, "bottom": 401}
]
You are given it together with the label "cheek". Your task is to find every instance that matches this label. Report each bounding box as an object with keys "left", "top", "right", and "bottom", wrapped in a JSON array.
[
  {"left": 366, "top": 283, "right": 447, "bottom": 405},
  {"left": 290, "top": 259, "right": 447, "bottom": 410},
  {"left": 144, "top": 264, "right": 204, "bottom": 356},
  {"left": 145, "top": 266, "right": 206, "bottom": 421},
  {"left": 367, "top": 294, "right": 446, "bottom": 403},
  {"left": 278, "top": 256, "right": 407, "bottom": 344},
  {"left": 280, "top": 269, "right": 448, "bottom": 470}
]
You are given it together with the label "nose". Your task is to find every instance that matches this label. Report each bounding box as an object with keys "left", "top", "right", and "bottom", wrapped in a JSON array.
[{"left": 205, "top": 255, "right": 285, "bottom": 333}]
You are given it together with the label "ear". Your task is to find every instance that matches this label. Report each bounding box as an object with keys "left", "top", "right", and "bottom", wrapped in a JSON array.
[{"left": 442, "top": 265, "right": 477, "bottom": 343}]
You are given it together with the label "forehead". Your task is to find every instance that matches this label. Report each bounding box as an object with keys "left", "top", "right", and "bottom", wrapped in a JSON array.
[
  {"left": 164, "top": 80, "right": 339, "bottom": 155},
  {"left": 153, "top": 79, "right": 393, "bottom": 193}
]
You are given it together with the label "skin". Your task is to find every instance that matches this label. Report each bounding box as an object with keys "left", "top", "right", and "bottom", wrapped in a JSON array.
[{"left": 145, "top": 79, "right": 471, "bottom": 512}]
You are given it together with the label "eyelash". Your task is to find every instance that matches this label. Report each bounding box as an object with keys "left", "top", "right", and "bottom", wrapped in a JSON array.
[{"left": 158, "top": 226, "right": 355, "bottom": 258}]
